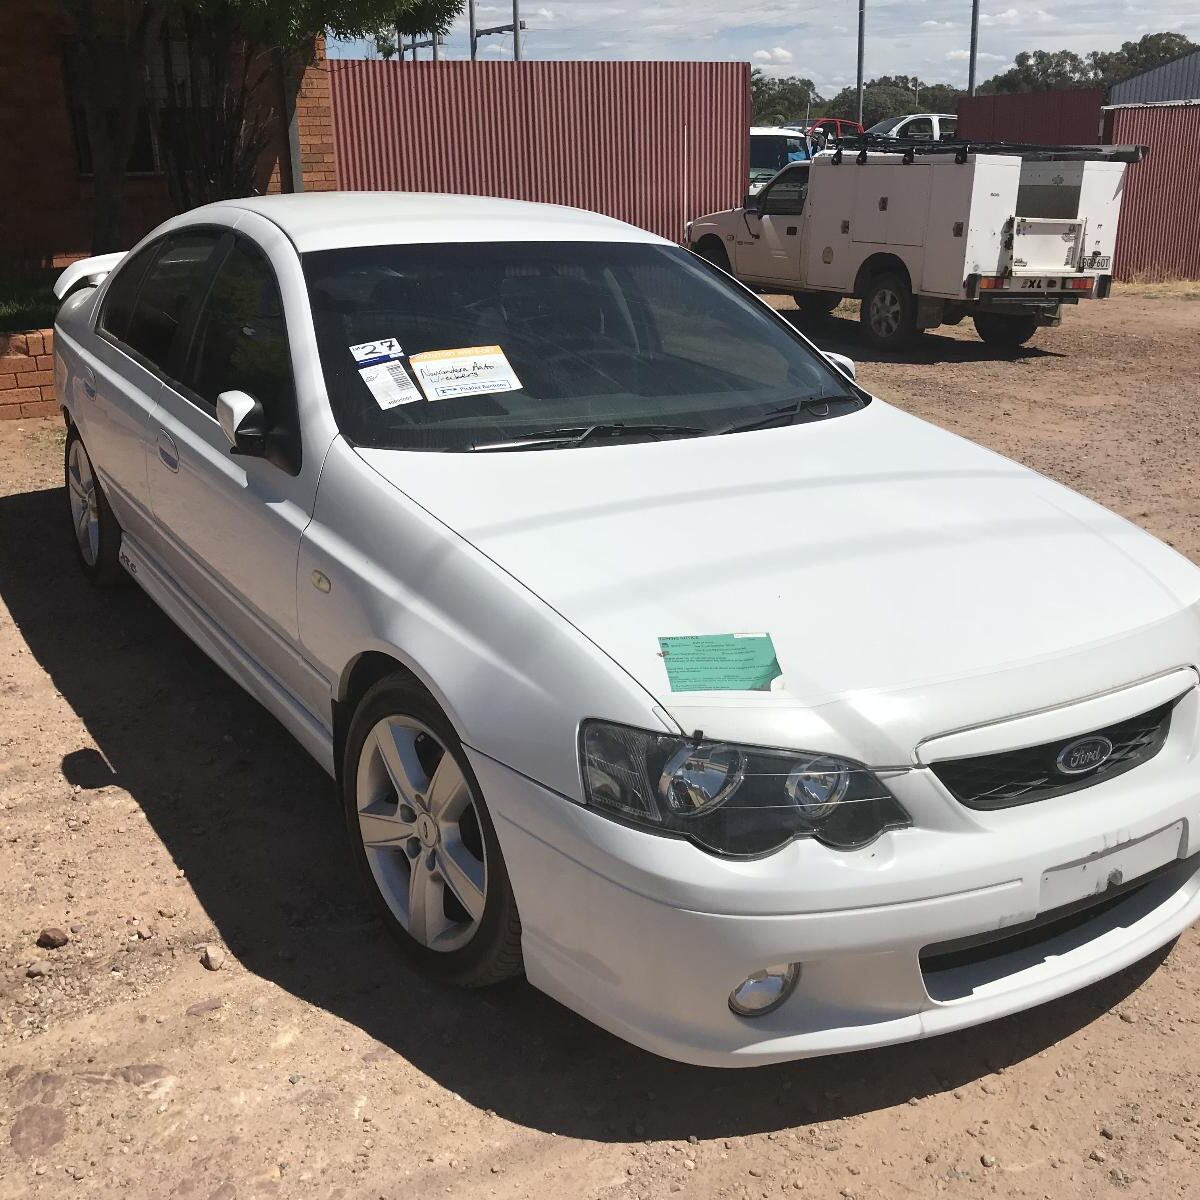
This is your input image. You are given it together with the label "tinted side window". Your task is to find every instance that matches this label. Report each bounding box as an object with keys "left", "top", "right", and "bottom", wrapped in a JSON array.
[
  {"left": 123, "top": 234, "right": 223, "bottom": 374},
  {"left": 97, "top": 246, "right": 156, "bottom": 342},
  {"left": 181, "top": 240, "right": 293, "bottom": 422}
]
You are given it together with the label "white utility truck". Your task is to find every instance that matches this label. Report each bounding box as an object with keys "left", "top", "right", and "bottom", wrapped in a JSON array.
[{"left": 687, "top": 141, "right": 1143, "bottom": 349}]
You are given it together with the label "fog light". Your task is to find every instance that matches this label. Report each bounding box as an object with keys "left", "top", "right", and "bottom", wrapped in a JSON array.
[{"left": 728, "top": 963, "right": 800, "bottom": 1016}]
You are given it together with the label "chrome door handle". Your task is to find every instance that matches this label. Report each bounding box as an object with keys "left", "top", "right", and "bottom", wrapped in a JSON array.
[{"left": 156, "top": 430, "right": 179, "bottom": 473}]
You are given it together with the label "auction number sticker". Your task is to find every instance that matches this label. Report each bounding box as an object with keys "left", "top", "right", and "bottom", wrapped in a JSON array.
[{"left": 349, "top": 337, "right": 422, "bottom": 409}]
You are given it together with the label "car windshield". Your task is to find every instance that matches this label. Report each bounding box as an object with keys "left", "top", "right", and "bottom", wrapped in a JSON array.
[
  {"left": 750, "top": 135, "right": 808, "bottom": 172},
  {"left": 304, "top": 241, "right": 862, "bottom": 453},
  {"left": 866, "top": 116, "right": 905, "bottom": 135}
]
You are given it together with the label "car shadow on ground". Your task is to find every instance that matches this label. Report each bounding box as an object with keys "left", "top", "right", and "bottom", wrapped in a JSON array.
[
  {"left": 778, "top": 309, "right": 1069, "bottom": 366},
  {"left": 0, "top": 483, "right": 1167, "bottom": 1142}
]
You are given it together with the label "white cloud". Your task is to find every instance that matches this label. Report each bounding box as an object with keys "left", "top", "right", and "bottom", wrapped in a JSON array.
[
  {"left": 752, "top": 46, "right": 794, "bottom": 64},
  {"left": 921, "top": 19, "right": 955, "bottom": 28},
  {"left": 980, "top": 7, "right": 1022, "bottom": 25},
  {"left": 946, "top": 48, "right": 1007, "bottom": 61}
]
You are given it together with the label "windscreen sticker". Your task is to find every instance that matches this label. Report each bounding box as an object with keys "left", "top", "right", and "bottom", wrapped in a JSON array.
[
  {"left": 359, "top": 361, "right": 423, "bottom": 410},
  {"left": 350, "top": 337, "right": 405, "bottom": 367},
  {"left": 658, "top": 633, "right": 783, "bottom": 693},
  {"left": 409, "top": 345, "right": 523, "bottom": 402}
]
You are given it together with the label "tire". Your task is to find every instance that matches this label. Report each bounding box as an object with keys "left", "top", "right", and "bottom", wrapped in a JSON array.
[
  {"left": 792, "top": 291, "right": 842, "bottom": 317},
  {"left": 65, "top": 425, "right": 125, "bottom": 587},
  {"left": 342, "top": 675, "right": 523, "bottom": 987},
  {"left": 860, "top": 272, "right": 918, "bottom": 349},
  {"left": 694, "top": 237, "right": 732, "bottom": 274},
  {"left": 973, "top": 313, "right": 1039, "bottom": 348}
]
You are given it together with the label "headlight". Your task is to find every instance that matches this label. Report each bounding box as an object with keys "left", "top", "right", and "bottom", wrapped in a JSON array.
[{"left": 580, "top": 721, "right": 909, "bottom": 858}]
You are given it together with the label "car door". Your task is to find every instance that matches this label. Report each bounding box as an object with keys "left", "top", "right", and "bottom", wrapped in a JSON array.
[
  {"left": 146, "top": 230, "right": 327, "bottom": 721},
  {"left": 83, "top": 234, "right": 224, "bottom": 547},
  {"left": 736, "top": 164, "right": 810, "bottom": 285}
]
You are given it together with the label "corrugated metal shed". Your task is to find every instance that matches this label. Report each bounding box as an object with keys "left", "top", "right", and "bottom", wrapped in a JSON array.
[
  {"left": 1109, "top": 50, "right": 1200, "bottom": 106},
  {"left": 956, "top": 89, "right": 1103, "bottom": 143},
  {"left": 329, "top": 60, "right": 748, "bottom": 244},
  {"left": 1108, "top": 103, "right": 1200, "bottom": 280}
]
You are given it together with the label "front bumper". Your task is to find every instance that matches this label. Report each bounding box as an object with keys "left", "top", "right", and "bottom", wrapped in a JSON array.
[{"left": 467, "top": 686, "right": 1200, "bottom": 1067}]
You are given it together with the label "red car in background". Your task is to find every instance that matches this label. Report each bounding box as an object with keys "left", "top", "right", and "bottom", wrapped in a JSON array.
[{"left": 805, "top": 117, "right": 864, "bottom": 142}]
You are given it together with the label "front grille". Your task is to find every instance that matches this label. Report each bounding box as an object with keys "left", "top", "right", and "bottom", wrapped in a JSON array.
[{"left": 930, "top": 698, "right": 1177, "bottom": 811}]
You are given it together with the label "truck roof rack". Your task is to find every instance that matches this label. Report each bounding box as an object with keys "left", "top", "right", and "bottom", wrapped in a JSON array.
[{"left": 829, "top": 136, "right": 1148, "bottom": 165}]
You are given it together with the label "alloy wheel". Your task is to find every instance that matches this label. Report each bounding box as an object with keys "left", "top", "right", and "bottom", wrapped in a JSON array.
[
  {"left": 869, "top": 287, "right": 903, "bottom": 339},
  {"left": 67, "top": 438, "right": 100, "bottom": 566},
  {"left": 355, "top": 715, "right": 488, "bottom": 953}
]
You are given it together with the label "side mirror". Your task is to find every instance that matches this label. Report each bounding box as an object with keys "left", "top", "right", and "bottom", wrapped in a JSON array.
[
  {"left": 217, "top": 390, "right": 267, "bottom": 457},
  {"left": 823, "top": 351, "right": 856, "bottom": 380},
  {"left": 743, "top": 194, "right": 763, "bottom": 215}
]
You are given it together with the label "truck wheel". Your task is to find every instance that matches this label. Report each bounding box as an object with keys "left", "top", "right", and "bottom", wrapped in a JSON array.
[
  {"left": 860, "top": 273, "right": 918, "bottom": 349},
  {"left": 973, "top": 313, "right": 1039, "bottom": 347},
  {"left": 694, "top": 237, "right": 732, "bottom": 274},
  {"left": 792, "top": 291, "right": 842, "bottom": 317}
]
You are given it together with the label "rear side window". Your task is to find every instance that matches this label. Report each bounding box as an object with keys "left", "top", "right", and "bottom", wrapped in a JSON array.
[
  {"left": 97, "top": 247, "right": 155, "bottom": 342},
  {"left": 121, "top": 234, "right": 223, "bottom": 374},
  {"left": 180, "top": 239, "right": 294, "bottom": 422}
]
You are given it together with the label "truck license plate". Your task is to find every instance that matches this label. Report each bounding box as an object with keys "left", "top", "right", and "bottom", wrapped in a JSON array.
[{"left": 1080, "top": 254, "right": 1111, "bottom": 270}]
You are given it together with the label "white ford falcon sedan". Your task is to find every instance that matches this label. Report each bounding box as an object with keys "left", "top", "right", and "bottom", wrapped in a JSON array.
[{"left": 53, "top": 193, "right": 1200, "bottom": 1067}]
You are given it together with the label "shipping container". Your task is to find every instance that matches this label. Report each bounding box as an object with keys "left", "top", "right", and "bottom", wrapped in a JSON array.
[
  {"left": 957, "top": 90, "right": 1103, "bottom": 144},
  {"left": 1107, "top": 103, "right": 1200, "bottom": 280},
  {"left": 328, "top": 60, "right": 749, "bottom": 244}
]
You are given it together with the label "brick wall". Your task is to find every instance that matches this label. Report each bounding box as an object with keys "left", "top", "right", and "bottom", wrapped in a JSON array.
[
  {"left": 0, "top": 10, "right": 336, "bottom": 271},
  {"left": 297, "top": 41, "right": 337, "bottom": 192},
  {"left": 0, "top": 330, "right": 58, "bottom": 420}
]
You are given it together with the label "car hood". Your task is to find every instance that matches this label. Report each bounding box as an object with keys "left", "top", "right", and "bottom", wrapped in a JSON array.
[{"left": 356, "top": 402, "right": 1200, "bottom": 744}]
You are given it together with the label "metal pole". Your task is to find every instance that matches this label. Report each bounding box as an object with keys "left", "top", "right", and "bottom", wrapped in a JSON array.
[
  {"left": 968, "top": 0, "right": 980, "bottom": 95},
  {"left": 469, "top": 0, "right": 478, "bottom": 61},
  {"left": 513, "top": 0, "right": 522, "bottom": 60},
  {"left": 856, "top": 0, "right": 865, "bottom": 126},
  {"left": 432, "top": 29, "right": 439, "bottom": 61}
]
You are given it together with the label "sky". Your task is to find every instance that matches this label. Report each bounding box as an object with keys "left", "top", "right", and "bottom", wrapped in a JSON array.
[{"left": 329, "top": 1, "right": 1200, "bottom": 98}]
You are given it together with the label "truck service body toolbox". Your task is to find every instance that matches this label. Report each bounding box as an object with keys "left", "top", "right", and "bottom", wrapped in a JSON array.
[{"left": 688, "top": 143, "right": 1139, "bottom": 349}]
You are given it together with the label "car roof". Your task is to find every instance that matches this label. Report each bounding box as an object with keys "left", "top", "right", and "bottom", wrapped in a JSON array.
[
  {"left": 188, "top": 192, "right": 671, "bottom": 254},
  {"left": 750, "top": 126, "right": 806, "bottom": 136}
]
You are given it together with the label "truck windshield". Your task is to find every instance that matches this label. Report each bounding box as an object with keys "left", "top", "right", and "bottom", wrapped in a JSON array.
[
  {"left": 865, "top": 116, "right": 905, "bottom": 135},
  {"left": 304, "top": 241, "right": 861, "bottom": 452}
]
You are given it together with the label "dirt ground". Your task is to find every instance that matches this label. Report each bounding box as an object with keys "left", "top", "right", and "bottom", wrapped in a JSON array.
[{"left": 2, "top": 293, "right": 1199, "bottom": 1200}]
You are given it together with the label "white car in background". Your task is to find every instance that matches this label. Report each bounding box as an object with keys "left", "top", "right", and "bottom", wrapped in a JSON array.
[
  {"left": 749, "top": 126, "right": 810, "bottom": 194},
  {"left": 865, "top": 112, "right": 958, "bottom": 141},
  {"left": 52, "top": 193, "right": 1200, "bottom": 1067}
]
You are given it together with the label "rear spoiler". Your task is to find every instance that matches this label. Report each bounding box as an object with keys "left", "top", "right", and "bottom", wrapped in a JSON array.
[{"left": 53, "top": 252, "right": 127, "bottom": 301}]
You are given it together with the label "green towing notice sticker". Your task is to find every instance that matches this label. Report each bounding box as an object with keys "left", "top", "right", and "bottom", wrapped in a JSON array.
[{"left": 657, "top": 633, "right": 783, "bottom": 693}]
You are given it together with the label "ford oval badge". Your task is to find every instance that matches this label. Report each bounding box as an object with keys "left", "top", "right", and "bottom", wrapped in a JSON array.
[{"left": 1056, "top": 735, "right": 1113, "bottom": 776}]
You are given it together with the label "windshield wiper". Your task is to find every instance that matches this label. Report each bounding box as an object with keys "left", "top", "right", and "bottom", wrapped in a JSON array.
[
  {"left": 464, "top": 422, "right": 705, "bottom": 452},
  {"left": 712, "top": 395, "right": 849, "bottom": 437}
]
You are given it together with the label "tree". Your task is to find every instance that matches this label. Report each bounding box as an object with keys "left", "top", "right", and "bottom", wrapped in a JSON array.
[
  {"left": 1088, "top": 32, "right": 1198, "bottom": 88},
  {"left": 751, "top": 70, "right": 823, "bottom": 126},
  {"left": 58, "top": 0, "right": 464, "bottom": 253},
  {"left": 375, "top": 0, "right": 465, "bottom": 58},
  {"left": 978, "top": 33, "right": 1197, "bottom": 94},
  {"left": 819, "top": 76, "right": 963, "bottom": 128},
  {"left": 977, "top": 49, "right": 1092, "bottom": 94}
]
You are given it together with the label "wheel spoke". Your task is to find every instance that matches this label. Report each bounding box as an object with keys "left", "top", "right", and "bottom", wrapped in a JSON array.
[
  {"left": 375, "top": 720, "right": 430, "bottom": 809},
  {"left": 425, "top": 752, "right": 469, "bottom": 822},
  {"left": 438, "top": 835, "right": 486, "bottom": 923},
  {"left": 359, "top": 807, "right": 417, "bottom": 849},
  {"left": 408, "top": 853, "right": 452, "bottom": 947},
  {"left": 76, "top": 504, "right": 91, "bottom": 540}
]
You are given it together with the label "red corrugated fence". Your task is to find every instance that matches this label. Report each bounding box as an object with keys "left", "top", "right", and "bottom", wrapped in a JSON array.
[
  {"left": 1107, "top": 104, "right": 1200, "bottom": 281},
  {"left": 329, "top": 60, "right": 749, "bottom": 244},
  {"left": 956, "top": 89, "right": 1103, "bottom": 144}
]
